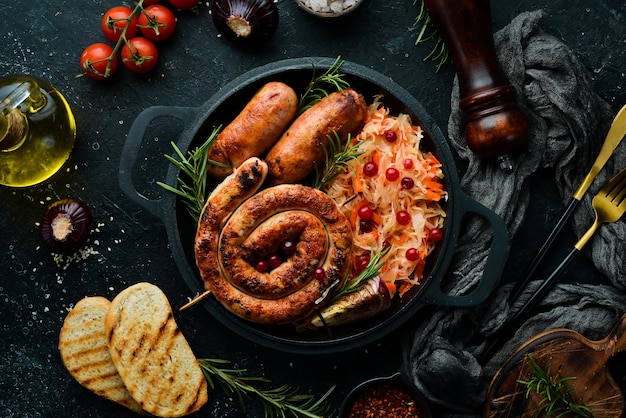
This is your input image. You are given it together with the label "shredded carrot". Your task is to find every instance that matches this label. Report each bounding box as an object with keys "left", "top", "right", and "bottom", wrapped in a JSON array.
[
  {"left": 384, "top": 281, "right": 396, "bottom": 295},
  {"left": 371, "top": 211, "right": 382, "bottom": 226},
  {"left": 349, "top": 206, "right": 359, "bottom": 229},
  {"left": 325, "top": 99, "right": 448, "bottom": 299},
  {"left": 352, "top": 170, "right": 364, "bottom": 193}
]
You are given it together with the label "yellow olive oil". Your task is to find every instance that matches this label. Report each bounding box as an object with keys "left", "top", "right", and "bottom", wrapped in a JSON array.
[{"left": 0, "top": 75, "right": 76, "bottom": 187}]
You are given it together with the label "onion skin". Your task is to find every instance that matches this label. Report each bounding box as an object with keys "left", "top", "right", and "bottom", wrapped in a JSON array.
[
  {"left": 39, "top": 198, "right": 93, "bottom": 255},
  {"left": 211, "top": 0, "right": 279, "bottom": 46},
  {"left": 296, "top": 276, "right": 392, "bottom": 330}
]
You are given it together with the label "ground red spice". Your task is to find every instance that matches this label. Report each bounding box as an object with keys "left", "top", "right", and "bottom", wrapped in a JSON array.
[{"left": 347, "top": 383, "right": 420, "bottom": 418}]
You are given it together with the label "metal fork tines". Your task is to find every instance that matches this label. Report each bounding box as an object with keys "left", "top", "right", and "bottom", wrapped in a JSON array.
[
  {"left": 481, "top": 167, "right": 626, "bottom": 361},
  {"left": 575, "top": 168, "right": 626, "bottom": 251}
]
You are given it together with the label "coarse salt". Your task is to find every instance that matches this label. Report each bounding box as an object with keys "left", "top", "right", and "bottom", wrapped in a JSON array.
[{"left": 300, "top": 0, "right": 358, "bottom": 14}]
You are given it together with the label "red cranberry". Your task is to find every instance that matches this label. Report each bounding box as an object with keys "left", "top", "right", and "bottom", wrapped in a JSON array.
[
  {"left": 359, "top": 220, "right": 375, "bottom": 233},
  {"left": 363, "top": 161, "right": 378, "bottom": 177},
  {"left": 429, "top": 227, "right": 444, "bottom": 242},
  {"left": 255, "top": 260, "right": 269, "bottom": 273},
  {"left": 406, "top": 248, "right": 420, "bottom": 261},
  {"left": 355, "top": 256, "right": 370, "bottom": 273},
  {"left": 396, "top": 210, "right": 411, "bottom": 225},
  {"left": 268, "top": 254, "right": 282, "bottom": 269},
  {"left": 401, "top": 177, "right": 415, "bottom": 189},
  {"left": 281, "top": 240, "right": 296, "bottom": 256},
  {"left": 383, "top": 130, "right": 398, "bottom": 142},
  {"left": 385, "top": 167, "right": 400, "bottom": 181},
  {"left": 357, "top": 204, "right": 374, "bottom": 221},
  {"left": 314, "top": 267, "right": 326, "bottom": 280}
]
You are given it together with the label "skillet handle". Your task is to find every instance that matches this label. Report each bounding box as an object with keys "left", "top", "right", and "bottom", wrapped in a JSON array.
[
  {"left": 421, "top": 192, "right": 509, "bottom": 307},
  {"left": 118, "top": 106, "right": 198, "bottom": 219}
]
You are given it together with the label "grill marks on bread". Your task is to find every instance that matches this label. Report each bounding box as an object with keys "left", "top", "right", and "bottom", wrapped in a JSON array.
[
  {"left": 58, "top": 296, "right": 144, "bottom": 414},
  {"left": 105, "top": 282, "right": 208, "bottom": 417}
]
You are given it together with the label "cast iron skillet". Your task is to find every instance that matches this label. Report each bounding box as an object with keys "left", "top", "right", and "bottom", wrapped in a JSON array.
[{"left": 119, "top": 57, "right": 508, "bottom": 354}]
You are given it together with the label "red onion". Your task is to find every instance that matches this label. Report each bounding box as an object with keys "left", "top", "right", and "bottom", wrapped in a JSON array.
[
  {"left": 39, "top": 198, "right": 93, "bottom": 255},
  {"left": 211, "top": 0, "right": 279, "bottom": 46}
]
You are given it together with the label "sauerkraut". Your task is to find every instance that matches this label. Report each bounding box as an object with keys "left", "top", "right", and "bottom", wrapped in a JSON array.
[{"left": 325, "top": 99, "right": 447, "bottom": 298}]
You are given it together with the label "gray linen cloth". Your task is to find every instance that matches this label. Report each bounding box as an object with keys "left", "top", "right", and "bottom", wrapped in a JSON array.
[{"left": 403, "top": 10, "right": 626, "bottom": 415}]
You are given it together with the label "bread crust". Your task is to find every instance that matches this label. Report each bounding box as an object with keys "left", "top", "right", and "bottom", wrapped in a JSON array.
[
  {"left": 58, "top": 296, "right": 145, "bottom": 414},
  {"left": 105, "top": 283, "right": 208, "bottom": 417},
  {"left": 195, "top": 157, "right": 353, "bottom": 324}
]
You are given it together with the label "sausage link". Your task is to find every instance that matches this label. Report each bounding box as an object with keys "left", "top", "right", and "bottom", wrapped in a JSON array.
[
  {"left": 207, "top": 81, "right": 298, "bottom": 178},
  {"left": 194, "top": 157, "right": 353, "bottom": 324},
  {"left": 265, "top": 88, "right": 367, "bottom": 185}
]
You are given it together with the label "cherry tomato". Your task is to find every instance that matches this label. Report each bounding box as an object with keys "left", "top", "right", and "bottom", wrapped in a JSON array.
[
  {"left": 120, "top": 37, "right": 159, "bottom": 74},
  {"left": 168, "top": 0, "right": 200, "bottom": 10},
  {"left": 80, "top": 43, "right": 118, "bottom": 80},
  {"left": 138, "top": 5, "right": 176, "bottom": 42},
  {"left": 101, "top": 6, "right": 138, "bottom": 42}
]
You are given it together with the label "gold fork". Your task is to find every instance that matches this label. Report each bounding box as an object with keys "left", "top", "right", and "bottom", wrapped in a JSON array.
[{"left": 481, "top": 166, "right": 626, "bottom": 360}]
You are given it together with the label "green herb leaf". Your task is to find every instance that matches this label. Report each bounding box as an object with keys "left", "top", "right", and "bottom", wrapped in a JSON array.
[
  {"left": 157, "top": 126, "right": 222, "bottom": 223},
  {"left": 332, "top": 246, "right": 390, "bottom": 301},
  {"left": 516, "top": 355, "right": 594, "bottom": 418},
  {"left": 198, "top": 358, "right": 334, "bottom": 418},
  {"left": 299, "top": 56, "right": 350, "bottom": 115},
  {"left": 413, "top": 0, "right": 449, "bottom": 72},
  {"left": 313, "top": 131, "right": 363, "bottom": 190}
]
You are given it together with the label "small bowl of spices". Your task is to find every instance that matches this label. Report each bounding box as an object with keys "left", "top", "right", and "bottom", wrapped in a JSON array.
[
  {"left": 341, "top": 372, "right": 431, "bottom": 418},
  {"left": 294, "top": 0, "right": 364, "bottom": 18}
]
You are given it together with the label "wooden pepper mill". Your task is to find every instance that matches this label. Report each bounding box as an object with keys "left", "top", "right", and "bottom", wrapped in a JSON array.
[{"left": 424, "top": 0, "right": 529, "bottom": 170}]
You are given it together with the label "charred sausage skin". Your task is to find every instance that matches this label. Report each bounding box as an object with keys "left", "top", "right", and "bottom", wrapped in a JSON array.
[
  {"left": 265, "top": 88, "right": 367, "bottom": 185},
  {"left": 207, "top": 81, "right": 298, "bottom": 178}
]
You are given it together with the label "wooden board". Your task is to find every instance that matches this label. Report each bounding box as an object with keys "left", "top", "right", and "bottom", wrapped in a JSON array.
[{"left": 485, "top": 314, "right": 626, "bottom": 417}]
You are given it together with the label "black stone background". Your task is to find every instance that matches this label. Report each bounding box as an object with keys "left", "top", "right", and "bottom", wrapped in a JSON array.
[{"left": 1, "top": 0, "right": 625, "bottom": 417}]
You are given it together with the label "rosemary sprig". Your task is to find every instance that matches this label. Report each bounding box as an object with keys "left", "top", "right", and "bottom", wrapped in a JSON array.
[
  {"left": 298, "top": 56, "right": 350, "bottom": 115},
  {"left": 517, "top": 355, "right": 594, "bottom": 418},
  {"left": 413, "top": 0, "right": 449, "bottom": 72},
  {"left": 198, "top": 358, "right": 334, "bottom": 418},
  {"left": 332, "top": 246, "right": 390, "bottom": 301},
  {"left": 313, "top": 132, "right": 363, "bottom": 190},
  {"left": 157, "top": 127, "right": 225, "bottom": 223}
]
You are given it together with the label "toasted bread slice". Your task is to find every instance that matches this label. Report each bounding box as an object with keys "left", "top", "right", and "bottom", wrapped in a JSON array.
[
  {"left": 105, "top": 282, "right": 208, "bottom": 417},
  {"left": 58, "top": 296, "right": 144, "bottom": 414}
]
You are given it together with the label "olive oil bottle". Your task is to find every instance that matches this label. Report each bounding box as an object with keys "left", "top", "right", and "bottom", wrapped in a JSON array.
[{"left": 0, "top": 75, "right": 76, "bottom": 187}]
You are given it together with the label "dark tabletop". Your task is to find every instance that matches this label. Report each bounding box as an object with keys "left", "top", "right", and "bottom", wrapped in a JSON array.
[{"left": 1, "top": 0, "right": 625, "bottom": 417}]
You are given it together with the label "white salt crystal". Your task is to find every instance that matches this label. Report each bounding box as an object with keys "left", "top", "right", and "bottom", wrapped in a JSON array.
[{"left": 301, "top": 0, "right": 358, "bottom": 14}]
